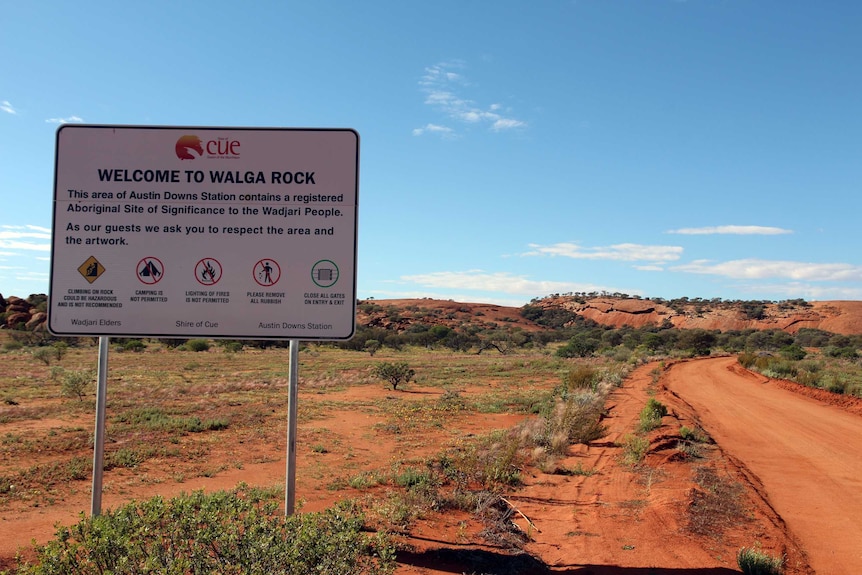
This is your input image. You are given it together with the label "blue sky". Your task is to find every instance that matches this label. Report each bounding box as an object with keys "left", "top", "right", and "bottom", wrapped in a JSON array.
[{"left": 2, "top": 1, "right": 861, "bottom": 307}]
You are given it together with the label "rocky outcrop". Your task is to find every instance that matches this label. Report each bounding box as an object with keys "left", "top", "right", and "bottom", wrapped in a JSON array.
[
  {"left": 536, "top": 296, "right": 862, "bottom": 335},
  {"left": 0, "top": 294, "right": 47, "bottom": 330}
]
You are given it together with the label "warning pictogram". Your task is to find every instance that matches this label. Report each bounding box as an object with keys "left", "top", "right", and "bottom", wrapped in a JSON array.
[
  {"left": 195, "top": 258, "right": 222, "bottom": 286},
  {"left": 137, "top": 257, "right": 164, "bottom": 285},
  {"left": 254, "top": 259, "right": 281, "bottom": 287},
  {"left": 77, "top": 256, "right": 105, "bottom": 284},
  {"left": 311, "top": 259, "right": 339, "bottom": 288}
]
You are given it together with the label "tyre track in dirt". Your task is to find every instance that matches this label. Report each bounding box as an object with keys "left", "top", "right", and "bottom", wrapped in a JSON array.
[
  {"left": 509, "top": 362, "right": 787, "bottom": 573},
  {"left": 664, "top": 357, "right": 862, "bottom": 574}
]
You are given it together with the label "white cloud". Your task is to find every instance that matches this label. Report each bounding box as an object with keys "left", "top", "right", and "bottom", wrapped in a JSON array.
[
  {"left": 418, "top": 62, "right": 526, "bottom": 134},
  {"left": 739, "top": 281, "right": 862, "bottom": 301},
  {"left": 363, "top": 288, "right": 525, "bottom": 307},
  {"left": 523, "top": 242, "right": 683, "bottom": 263},
  {"left": 1, "top": 100, "right": 17, "bottom": 114},
  {"left": 15, "top": 270, "right": 49, "bottom": 280},
  {"left": 0, "top": 240, "right": 51, "bottom": 252},
  {"left": 412, "top": 123, "right": 454, "bottom": 136},
  {"left": 399, "top": 269, "right": 638, "bottom": 297},
  {"left": 0, "top": 225, "right": 52, "bottom": 252},
  {"left": 45, "top": 115, "right": 84, "bottom": 124},
  {"left": 0, "top": 225, "right": 52, "bottom": 239},
  {"left": 672, "top": 258, "right": 862, "bottom": 282},
  {"left": 492, "top": 118, "right": 526, "bottom": 131},
  {"left": 633, "top": 265, "right": 665, "bottom": 272},
  {"left": 667, "top": 225, "right": 793, "bottom": 235}
]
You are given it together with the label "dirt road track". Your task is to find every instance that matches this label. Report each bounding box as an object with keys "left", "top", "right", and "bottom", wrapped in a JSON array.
[{"left": 665, "top": 357, "right": 862, "bottom": 574}]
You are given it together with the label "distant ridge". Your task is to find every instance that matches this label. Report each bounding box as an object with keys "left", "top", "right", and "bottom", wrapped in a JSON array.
[
  {"left": 3, "top": 292, "right": 862, "bottom": 335},
  {"left": 357, "top": 296, "right": 862, "bottom": 336}
]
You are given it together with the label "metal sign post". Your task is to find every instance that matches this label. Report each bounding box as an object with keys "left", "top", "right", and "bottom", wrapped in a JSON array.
[
  {"left": 285, "top": 339, "right": 300, "bottom": 515},
  {"left": 91, "top": 336, "right": 109, "bottom": 516}
]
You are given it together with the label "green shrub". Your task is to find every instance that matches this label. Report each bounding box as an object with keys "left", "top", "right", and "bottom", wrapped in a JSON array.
[
  {"left": 52, "top": 341, "right": 69, "bottom": 360},
  {"left": 2, "top": 340, "right": 24, "bottom": 351},
  {"left": 779, "top": 344, "right": 806, "bottom": 361},
  {"left": 222, "top": 341, "right": 244, "bottom": 353},
  {"left": 562, "top": 365, "right": 597, "bottom": 391},
  {"left": 738, "top": 352, "right": 757, "bottom": 369},
  {"left": 824, "top": 345, "right": 858, "bottom": 359},
  {"left": 185, "top": 339, "right": 211, "bottom": 352},
  {"left": 125, "top": 339, "right": 146, "bottom": 352},
  {"left": 372, "top": 361, "right": 415, "bottom": 390},
  {"left": 638, "top": 398, "right": 667, "bottom": 433},
  {"left": 61, "top": 369, "right": 95, "bottom": 401},
  {"left": 737, "top": 546, "right": 785, "bottom": 574},
  {"left": 679, "top": 425, "right": 709, "bottom": 443},
  {"left": 364, "top": 340, "right": 381, "bottom": 356},
  {"left": 14, "top": 487, "right": 395, "bottom": 575},
  {"left": 32, "top": 347, "right": 54, "bottom": 365},
  {"left": 795, "top": 369, "right": 820, "bottom": 388},
  {"left": 621, "top": 434, "right": 649, "bottom": 465},
  {"left": 824, "top": 375, "right": 847, "bottom": 394}
]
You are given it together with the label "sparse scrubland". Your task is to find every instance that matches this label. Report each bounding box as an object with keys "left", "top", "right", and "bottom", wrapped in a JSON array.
[{"left": 2, "top": 295, "right": 859, "bottom": 572}]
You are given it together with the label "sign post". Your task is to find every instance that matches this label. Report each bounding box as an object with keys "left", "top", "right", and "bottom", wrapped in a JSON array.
[
  {"left": 90, "top": 336, "right": 109, "bottom": 516},
  {"left": 50, "top": 125, "right": 359, "bottom": 515}
]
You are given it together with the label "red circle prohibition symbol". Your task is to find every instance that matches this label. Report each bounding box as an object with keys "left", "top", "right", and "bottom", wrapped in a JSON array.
[
  {"left": 195, "top": 258, "right": 222, "bottom": 286},
  {"left": 254, "top": 259, "right": 281, "bottom": 287},
  {"left": 136, "top": 257, "right": 164, "bottom": 285}
]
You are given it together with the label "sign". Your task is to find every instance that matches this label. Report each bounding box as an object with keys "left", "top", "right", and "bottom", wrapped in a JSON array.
[{"left": 49, "top": 125, "right": 358, "bottom": 340}]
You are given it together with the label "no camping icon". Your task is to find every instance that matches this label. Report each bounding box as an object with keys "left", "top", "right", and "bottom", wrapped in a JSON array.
[{"left": 137, "top": 257, "right": 164, "bottom": 285}]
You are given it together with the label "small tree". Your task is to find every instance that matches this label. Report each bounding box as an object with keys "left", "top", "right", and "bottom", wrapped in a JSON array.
[
  {"left": 372, "top": 362, "right": 415, "bottom": 391},
  {"left": 32, "top": 347, "right": 53, "bottom": 366},
  {"left": 62, "top": 369, "right": 95, "bottom": 401},
  {"left": 364, "top": 340, "right": 381, "bottom": 357}
]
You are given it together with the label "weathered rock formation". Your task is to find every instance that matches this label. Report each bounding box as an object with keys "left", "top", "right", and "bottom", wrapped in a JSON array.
[
  {"left": 0, "top": 294, "right": 47, "bottom": 331},
  {"left": 537, "top": 296, "right": 862, "bottom": 335}
]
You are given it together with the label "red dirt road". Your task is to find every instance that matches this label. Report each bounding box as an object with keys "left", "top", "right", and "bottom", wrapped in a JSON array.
[{"left": 664, "top": 357, "right": 862, "bottom": 574}]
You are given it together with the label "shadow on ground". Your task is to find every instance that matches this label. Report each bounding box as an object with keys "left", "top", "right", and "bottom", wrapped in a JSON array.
[{"left": 397, "top": 548, "right": 739, "bottom": 575}]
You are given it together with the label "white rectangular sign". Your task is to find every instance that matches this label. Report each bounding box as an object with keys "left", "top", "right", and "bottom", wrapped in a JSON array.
[{"left": 49, "top": 125, "right": 358, "bottom": 340}]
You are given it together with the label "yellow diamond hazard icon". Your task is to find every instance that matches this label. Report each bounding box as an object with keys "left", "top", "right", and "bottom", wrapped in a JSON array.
[{"left": 78, "top": 256, "right": 105, "bottom": 283}]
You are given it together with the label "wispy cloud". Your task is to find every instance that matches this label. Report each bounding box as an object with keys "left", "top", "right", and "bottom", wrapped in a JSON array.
[
  {"left": 412, "top": 123, "right": 455, "bottom": 137},
  {"left": 399, "top": 270, "right": 637, "bottom": 297},
  {"left": 672, "top": 258, "right": 862, "bottom": 282},
  {"left": 415, "top": 62, "right": 526, "bottom": 136},
  {"left": 14, "top": 270, "right": 49, "bottom": 282},
  {"left": 1, "top": 100, "right": 17, "bottom": 115},
  {"left": 523, "top": 242, "right": 683, "bottom": 263},
  {"left": 667, "top": 225, "right": 792, "bottom": 235},
  {"left": 45, "top": 115, "right": 84, "bottom": 124},
  {"left": 742, "top": 282, "right": 862, "bottom": 301},
  {"left": 0, "top": 225, "right": 52, "bottom": 252},
  {"left": 364, "top": 288, "right": 525, "bottom": 307}
]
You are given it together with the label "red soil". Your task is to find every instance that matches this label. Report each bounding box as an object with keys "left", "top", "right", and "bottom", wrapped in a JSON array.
[{"left": 5, "top": 357, "right": 861, "bottom": 573}]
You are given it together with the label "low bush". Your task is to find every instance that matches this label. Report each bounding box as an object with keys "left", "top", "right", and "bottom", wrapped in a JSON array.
[
  {"left": 61, "top": 369, "right": 95, "bottom": 401},
  {"left": 13, "top": 487, "right": 395, "bottom": 575},
  {"left": 2, "top": 340, "right": 24, "bottom": 352},
  {"left": 32, "top": 347, "right": 54, "bottom": 365},
  {"left": 185, "top": 339, "right": 211, "bottom": 352},
  {"left": 542, "top": 393, "right": 607, "bottom": 452},
  {"left": 621, "top": 434, "right": 649, "bottom": 465},
  {"left": 637, "top": 398, "right": 667, "bottom": 433},
  {"left": 372, "top": 361, "right": 415, "bottom": 391},
  {"left": 679, "top": 425, "right": 709, "bottom": 443},
  {"left": 562, "top": 365, "right": 598, "bottom": 391},
  {"left": 737, "top": 546, "right": 785, "bottom": 574}
]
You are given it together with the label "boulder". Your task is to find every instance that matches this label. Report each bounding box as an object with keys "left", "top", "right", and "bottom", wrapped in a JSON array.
[
  {"left": 26, "top": 312, "right": 48, "bottom": 330},
  {"left": 4, "top": 312, "right": 31, "bottom": 328}
]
